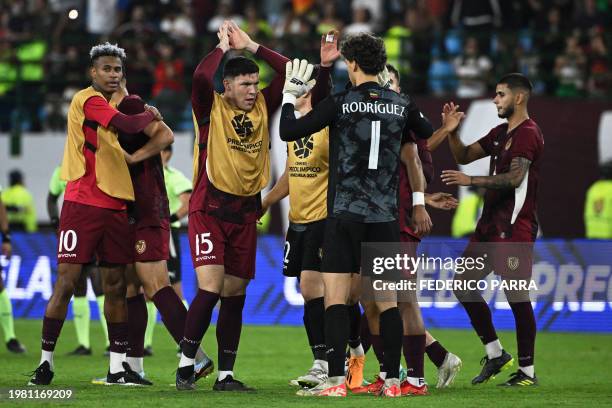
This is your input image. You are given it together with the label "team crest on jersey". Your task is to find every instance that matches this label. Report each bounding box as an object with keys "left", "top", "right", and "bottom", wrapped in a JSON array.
[
  {"left": 507, "top": 256, "right": 519, "bottom": 271},
  {"left": 504, "top": 137, "right": 513, "bottom": 150},
  {"left": 135, "top": 240, "right": 147, "bottom": 255},
  {"left": 231, "top": 113, "right": 254, "bottom": 139},
  {"left": 294, "top": 135, "right": 314, "bottom": 159}
]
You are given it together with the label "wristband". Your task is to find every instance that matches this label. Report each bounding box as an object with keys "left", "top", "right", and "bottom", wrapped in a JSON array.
[
  {"left": 170, "top": 213, "right": 179, "bottom": 223},
  {"left": 282, "top": 93, "right": 297, "bottom": 106},
  {"left": 1, "top": 231, "right": 10, "bottom": 244},
  {"left": 412, "top": 192, "right": 425, "bottom": 206}
]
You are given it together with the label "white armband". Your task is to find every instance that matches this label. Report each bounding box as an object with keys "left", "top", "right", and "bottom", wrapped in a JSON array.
[{"left": 412, "top": 192, "right": 425, "bottom": 206}]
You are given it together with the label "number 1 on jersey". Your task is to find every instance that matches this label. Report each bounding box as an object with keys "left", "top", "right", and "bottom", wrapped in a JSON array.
[{"left": 368, "top": 120, "right": 381, "bottom": 169}]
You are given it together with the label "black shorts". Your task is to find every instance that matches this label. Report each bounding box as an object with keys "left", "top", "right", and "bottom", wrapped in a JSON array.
[
  {"left": 167, "top": 227, "right": 182, "bottom": 284},
  {"left": 283, "top": 220, "right": 326, "bottom": 277},
  {"left": 321, "top": 218, "right": 400, "bottom": 274}
]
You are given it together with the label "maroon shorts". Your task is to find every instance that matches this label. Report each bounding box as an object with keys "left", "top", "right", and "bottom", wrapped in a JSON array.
[
  {"left": 400, "top": 232, "right": 421, "bottom": 244},
  {"left": 400, "top": 225, "right": 421, "bottom": 243},
  {"left": 400, "top": 232, "right": 420, "bottom": 280},
  {"left": 188, "top": 210, "right": 257, "bottom": 279},
  {"left": 465, "top": 233, "right": 534, "bottom": 279},
  {"left": 132, "top": 223, "right": 170, "bottom": 263},
  {"left": 58, "top": 201, "right": 132, "bottom": 265}
]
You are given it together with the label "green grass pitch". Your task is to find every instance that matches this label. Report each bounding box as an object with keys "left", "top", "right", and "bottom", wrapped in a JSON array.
[{"left": 2, "top": 319, "right": 611, "bottom": 407}]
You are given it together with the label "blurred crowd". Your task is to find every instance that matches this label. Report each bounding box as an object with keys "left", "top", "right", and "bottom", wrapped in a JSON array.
[{"left": 0, "top": 0, "right": 611, "bottom": 132}]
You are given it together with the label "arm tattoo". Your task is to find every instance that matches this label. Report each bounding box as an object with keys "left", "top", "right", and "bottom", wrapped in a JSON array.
[{"left": 471, "top": 157, "right": 531, "bottom": 190}]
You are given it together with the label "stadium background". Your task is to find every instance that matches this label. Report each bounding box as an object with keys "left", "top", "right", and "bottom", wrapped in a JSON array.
[{"left": 1, "top": 0, "right": 612, "bottom": 347}]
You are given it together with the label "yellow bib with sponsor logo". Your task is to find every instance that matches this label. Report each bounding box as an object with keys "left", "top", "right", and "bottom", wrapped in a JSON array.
[
  {"left": 287, "top": 127, "right": 329, "bottom": 223},
  {"left": 60, "top": 86, "right": 134, "bottom": 201},
  {"left": 204, "top": 92, "right": 270, "bottom": 196}
]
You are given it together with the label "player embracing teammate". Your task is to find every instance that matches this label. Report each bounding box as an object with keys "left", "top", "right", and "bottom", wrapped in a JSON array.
[{"left": 29, "top": 43, "right": 167, "bottom": 386}]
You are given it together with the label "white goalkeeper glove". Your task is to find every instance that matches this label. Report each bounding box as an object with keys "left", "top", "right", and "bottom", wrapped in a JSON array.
[
  {"left": 377, "top": 66, "right": 391, "bottom": 89},
  {"left": 282, "top": 58, "right": 316, "bottom": 105}
]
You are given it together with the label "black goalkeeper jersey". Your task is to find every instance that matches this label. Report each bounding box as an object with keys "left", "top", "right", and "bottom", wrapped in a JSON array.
[{"left": 279, "top": 81, "right": 432, "bottom": 223}]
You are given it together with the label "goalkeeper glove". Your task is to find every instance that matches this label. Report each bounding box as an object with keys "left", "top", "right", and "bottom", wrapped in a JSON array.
[
  {"left": 377, "top": 66, "right": 391, "bottom": 89},
  {"left": 282, "top": 58, "right": 316, "bottom": 105}
]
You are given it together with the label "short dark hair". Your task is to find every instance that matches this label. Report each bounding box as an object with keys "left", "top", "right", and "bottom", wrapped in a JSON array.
[
  {"left": 223, "top": 56, "right": 259, "bottom": 79},
  {"left": 498, "top": 73, "right": 533, "bottom": 94},
  {"left": 341, "top": 33, "right": 386, "bottom": 75},
  {"left": 386, "top": 63, "right": 400, "bottom": 83},
  {"left": 117, "top": 95, "right": 145, "bottom": 115},
  {"left": 89, "top": 42, "right": 126, "bottom": 65}
]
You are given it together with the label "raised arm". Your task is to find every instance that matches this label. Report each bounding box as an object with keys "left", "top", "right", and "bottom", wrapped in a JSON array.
[
  {"left": 405, "top": 99, "right": 434, "bottom": 140},
  {"left": 255, "top": 45, "right": 290, "bottom": 74},
  {"left": 191, "top": 48, "right": 225, "bottom": 110},
  {"left": 279, "top": 96, "right": 336, "bottom": 141},
  {"left": 427, "top": 103, "right": 465, "bottom": 151},
  {"left": 226, "top": 20, "right": 290, "bottom": 113},
  {"left": 227, "top": 20, "right": 289, "bottom": 73},
  {"left": 442, "top": 103, "right": 487, "bottom": 164},
  {"left": 254, "top": 43, "right": 290, "bottom": 112},
  {"left": 311, "top": 30, "right": 340, "bottom": 105},
  {"left": 192, "top": 22, "right": 231, "bottom": 115},
  {"left": 310, "top": 66, "right": 332, "bottom": 106}
]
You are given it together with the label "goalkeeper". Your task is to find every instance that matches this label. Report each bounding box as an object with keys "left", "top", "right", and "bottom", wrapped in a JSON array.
[{"left": 278, "top": 33, "right": 432, "bottom": 398}]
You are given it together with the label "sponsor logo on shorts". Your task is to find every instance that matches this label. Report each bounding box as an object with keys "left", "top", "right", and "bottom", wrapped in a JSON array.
[
  {"left": 58, "top": 253, "right": 77, "bottom": 258},
  {"left": 135, "top": 240, "right": 147, "bottom": 254},
  {"left": 195, "top": 255, "right": 217, "bottom": 262},
  {"left": 507, "top": 256, "right": 520, "bottom": 271}
]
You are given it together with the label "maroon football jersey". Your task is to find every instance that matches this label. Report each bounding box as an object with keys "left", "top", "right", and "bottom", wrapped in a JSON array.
[
  {"left": 189, "top": 47, "right": 288, "bottom": 224},
  {"left": 117, "top": 96, "right": 169, "bottom": 227},
  {"left": 475, "top": 118, "right": 544, "bottom": 242},
  {"left": 190, "top": 116, "right": 262, "bottom": 224},
  {"left": 398, "top": 139, "right": 434, "bottom": 238}
]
